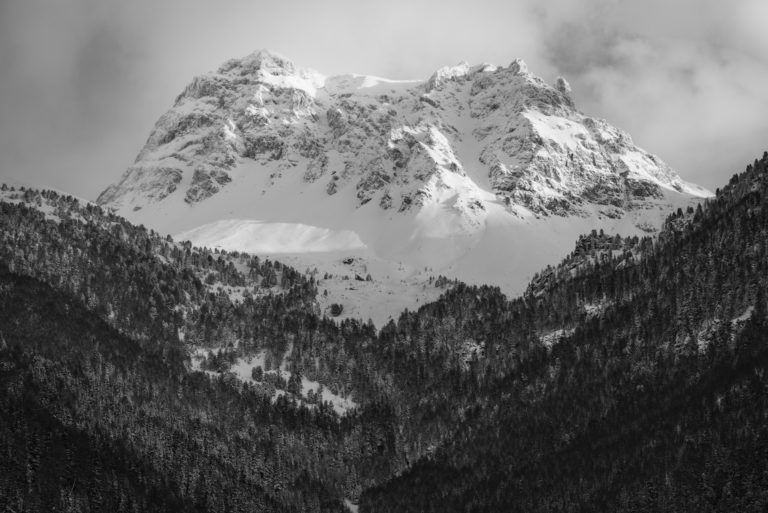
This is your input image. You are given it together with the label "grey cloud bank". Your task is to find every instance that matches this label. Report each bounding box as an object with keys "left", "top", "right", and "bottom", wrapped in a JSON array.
[{"left": 0, "top": 0, "right": 766, "bottom": 198}]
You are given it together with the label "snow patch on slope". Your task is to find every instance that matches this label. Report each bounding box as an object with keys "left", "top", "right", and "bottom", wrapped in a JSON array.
[
  {"left": 178, "top": 219, "right": 366, "bottom": 254},
  {"left": 191, "top": 349, "right": 358, "bottom": 416}
]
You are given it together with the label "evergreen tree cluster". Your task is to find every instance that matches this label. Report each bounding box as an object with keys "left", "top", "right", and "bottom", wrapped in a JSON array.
[
  {"left": 362, "top": 152, "right": 768, "bottom": 511},
  {"left": 1, "top": 151, "right": 768, "bottom": 511}
]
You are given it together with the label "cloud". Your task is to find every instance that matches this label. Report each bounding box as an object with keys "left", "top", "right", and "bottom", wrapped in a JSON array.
[
  {"left": 0, "top": 0, "right": 765, "bottom": 196},
  {"left": 0, "top": 0, "right": 156, "bottom": 194},
  {"left": 530, "top": 0, "right": 768, "bottom": 187}
]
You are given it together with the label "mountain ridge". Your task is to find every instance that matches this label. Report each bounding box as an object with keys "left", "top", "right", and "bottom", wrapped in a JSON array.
[
  {"left": 99, "top": 49, "right": 709, "bottom": 213},
  {"left": 96, "top": 49, "right": 711, "bottom": 302}
]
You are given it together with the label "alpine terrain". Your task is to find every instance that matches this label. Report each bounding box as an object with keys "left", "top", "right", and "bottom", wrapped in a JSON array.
[
  {"left": 97, "top": 50, "right": 710, "bottom": 321},
  {"left": 2, "top": 47, "right": 767, "bottom": 513},
  {"left": 3, "top": 151, "right": 768, "bottom": 512}
]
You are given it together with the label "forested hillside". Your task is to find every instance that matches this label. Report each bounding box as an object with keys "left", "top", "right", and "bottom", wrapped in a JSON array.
[
  {"left": 363, "top": 152, "right": 768, "bottom": 512},
  {"left": 0, "top": 187, "right": 537, "bottom": 510},
  {"left": 1, "top": 151, "right": 767, "bottom": 512}
]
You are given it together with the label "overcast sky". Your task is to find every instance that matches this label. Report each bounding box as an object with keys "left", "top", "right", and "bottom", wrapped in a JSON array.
[{"left": 1, "top": 0, "right": 766, "bottom": 199}]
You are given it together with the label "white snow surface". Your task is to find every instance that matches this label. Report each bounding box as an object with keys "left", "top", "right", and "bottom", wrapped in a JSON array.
[
  {"left": 178, "top": 219, "right": 366, "bottom": 254},
  {"left": 539, "top": 328, "right": 575, "bottom": 348},
  {"left": 191, "top": 348, "right": 358, "bottom": 416},
  {"left": 98, "top": 50, "right": 712, "bottom": 319}
]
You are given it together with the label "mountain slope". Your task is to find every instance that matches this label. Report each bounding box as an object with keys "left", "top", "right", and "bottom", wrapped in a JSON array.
[
  {"left": 3, "top": 149, "right": 766, "bottom": 512},
  {"left": 362, "top": 152, "right": 768, "bottom": 512},
  {"left": 97, "top": 50, "right": 710, "bottom": 297}
]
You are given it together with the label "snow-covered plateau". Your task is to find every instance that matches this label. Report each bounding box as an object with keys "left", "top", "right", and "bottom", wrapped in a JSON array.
[{"left": 97, "top": 50, "right": 711, "bottom": 316}]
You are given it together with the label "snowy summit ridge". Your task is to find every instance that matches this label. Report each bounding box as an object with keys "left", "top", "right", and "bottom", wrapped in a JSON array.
[{"left": 98, "top": 49, "right": 711, "bottom": 297}]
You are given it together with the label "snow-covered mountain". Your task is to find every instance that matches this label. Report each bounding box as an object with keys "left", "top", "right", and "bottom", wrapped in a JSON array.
[{"left": 97, "top": 49, "right": 711, "bottom": 306}]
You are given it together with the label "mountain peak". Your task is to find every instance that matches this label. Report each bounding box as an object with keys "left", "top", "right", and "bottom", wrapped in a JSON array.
[
  {"left": 554, "top": 76, "right": 572, "bottom": 96},
  {"left": 426, "top": 61, "right": 471, "bottom": 91},
  {"left": 216, "top": 48, "right": 300, "bottom": 76},
  {"left": 508, "top": 58, "right": 528, "bottom": 75},
  {"left": 243, "top": 48, "right": 294, "bottom": 69},
  {"left": 97, "top": 50, "right": 710, "bottom": 297}
]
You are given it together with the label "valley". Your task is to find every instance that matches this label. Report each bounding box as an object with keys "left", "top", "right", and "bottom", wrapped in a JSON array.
[{"left": 1, "top": 46, "right": 766, "bottom": 513}]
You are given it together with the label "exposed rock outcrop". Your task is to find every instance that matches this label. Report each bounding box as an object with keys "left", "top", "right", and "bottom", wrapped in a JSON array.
[{"left": 98, "top": 49, "right": 709, "bottom": 230}]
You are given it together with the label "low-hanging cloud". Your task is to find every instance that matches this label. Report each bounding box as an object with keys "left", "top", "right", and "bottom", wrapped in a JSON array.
[
  {"left": 0, "top": 0, "right": 765, "bottom": 197},
  {"left": 533, "top": 0, "right": 768, "bottom": 187}
]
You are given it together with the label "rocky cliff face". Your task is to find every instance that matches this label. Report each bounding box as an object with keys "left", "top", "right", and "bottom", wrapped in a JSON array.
[
  {"left": 96, "top": 50, "right": 710, "bottom": 299},
  {"left": 98, "top": 49, "right": 707, "bottom": 219}
]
